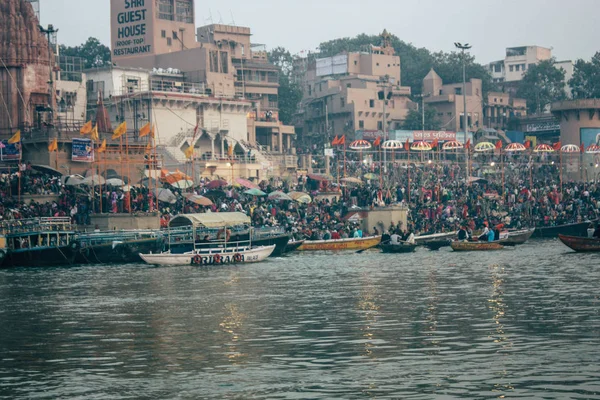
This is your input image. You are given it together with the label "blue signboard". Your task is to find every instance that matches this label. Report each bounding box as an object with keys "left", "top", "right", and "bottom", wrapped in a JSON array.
[
  {"left": 72, "top": 138, "right": 94, "bottom": 162},
  {"left": 0, "top": 140, "right": 22, "bottom": 161}
]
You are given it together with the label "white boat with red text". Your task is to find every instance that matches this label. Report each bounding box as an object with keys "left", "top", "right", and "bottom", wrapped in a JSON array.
[{"left": 140, "top": 244, "right": 275, "bottom": 266}]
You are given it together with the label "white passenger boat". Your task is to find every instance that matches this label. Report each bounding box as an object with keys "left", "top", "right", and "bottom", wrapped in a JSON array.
[{"left": 140, "top": 244, "right": 275, "bottom": 266}]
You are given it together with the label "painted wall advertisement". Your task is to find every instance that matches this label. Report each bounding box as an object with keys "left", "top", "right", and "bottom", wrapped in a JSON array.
[
  {"left": 72, "top": 139, "right": 94, "bottom": 163},
  {"left": 0, "top": 141, "right": 21, "bottom": 161},
  {"left": 111, "top": 0, "right": 154, "bottom": 59},
  {"left": 580, "top": 128, "right": 600, "bottom": 148}
]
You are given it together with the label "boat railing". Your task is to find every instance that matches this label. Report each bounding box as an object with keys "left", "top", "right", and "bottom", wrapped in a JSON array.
[{"left": 0, "top": 217, "right": 73, "bottom": 235}]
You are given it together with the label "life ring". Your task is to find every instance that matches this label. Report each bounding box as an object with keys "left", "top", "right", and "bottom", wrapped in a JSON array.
[
  {"left": 192, "top": 254, "right": 202, "bottom": 265},
  {"left": 213, "top": 253, "right": 222, "bottom": 264},
  {"left": 233, "top": 253, "right": 243, "bottom": 263}
]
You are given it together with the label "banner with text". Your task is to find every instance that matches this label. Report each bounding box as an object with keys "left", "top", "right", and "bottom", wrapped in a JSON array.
[
  {"left": 72, "top": 138, "right": 94, "bottom": 163},
  {"left": 0, "top": 141, "right": 21, "bottom": 161},
  {"left": 111, "top": 0, "right": 154, "bottom": 59}
]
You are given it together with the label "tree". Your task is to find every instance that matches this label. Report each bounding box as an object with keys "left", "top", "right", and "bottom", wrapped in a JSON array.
[
  {"left": 268, "top": 47, "right": 302, "bottom": 125},
  {"left": 517, "top": 59, "right": 566, "bottom": 114},
  {"left": 569, "top": 52, "right": 600, "bottom": 99},
  {"left": 402, "top": 106, "right": 442, "bottom": 131},
  {"left": 430, "top": 51, "right": 496, "bottom": 96},
  {"left": 59, "top": 37, "right": 111, "bottom": 69}
]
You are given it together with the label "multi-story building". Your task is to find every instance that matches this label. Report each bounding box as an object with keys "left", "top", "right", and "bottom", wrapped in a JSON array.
[
  {"left": 109, "top": 0, "right": 296, "bottom": 175},
  {"left": 297, "top": 30, "right": 414, "bottom": 147},
  {"left": 422, "top": 69, "right": 483, "bottom": 135},
  {"left": 483, "top": 92, "right": 527, "bottom": 131}
]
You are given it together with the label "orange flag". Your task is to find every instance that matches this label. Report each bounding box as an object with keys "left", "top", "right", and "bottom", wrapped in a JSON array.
[
  {"left": 332, "top": 135, "right": 339, "bottom": 146},
  {"left": 80, "top": 121, "right": 92, "bottom": 135},
  {"left": 431, "top": 138, "right": 439, "bottom": 149},
  {"left": 139, "top": 122, "right": 152, "bottom": 138},
  {"left": 338, "top": 135, "right": 345, "bottom": 146},
  {"left": 580, "top": 142, "right": 585, "bottom": 153},
  {"left": 404, "top": 138, "right": 410, "bottom": 151},
  {"left": 553, "top": 141, "right": 562, "bottom": 151},
  {"left": 495, "top": 140, "right": 502, "bottom": 150},
  {"left": 524, "top": 140, "right": 531, "bottom": 149},
  {"left": 373, "top": 136, "right": 381, "bottom": 147},
  {"left": 465, "top": 139, "right": 471, "bottom": 149}
]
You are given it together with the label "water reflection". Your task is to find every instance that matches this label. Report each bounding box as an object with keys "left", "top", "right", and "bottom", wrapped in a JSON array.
[{"left": 357, "top": 271, "right": 380, "bottom": 359}]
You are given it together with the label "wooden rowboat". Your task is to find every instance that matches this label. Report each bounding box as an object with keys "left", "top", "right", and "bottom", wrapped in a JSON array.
[
  {"left": 297, "top": 236, "right": 381, "bottom": 251},
  {"left": 498, "top": 228, "right": 535, "bottom": 246},
  {"left": 450, "top": 241, "right": 504, "bottom": 252},
  {"left": 558, "top": 234, "right": 600, "bottom": 252},
  {"left": 380, "top": 243, "right": 418, "bottom": 253}
]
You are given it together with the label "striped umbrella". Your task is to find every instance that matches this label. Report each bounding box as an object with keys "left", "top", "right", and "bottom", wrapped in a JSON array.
[
  {"left": 560, "top": 144, "right": 580, "bottom": 153},
  {"left": 474, "top": 142, "right": 495, "bottom": 152},
  {"left": 381, "top": 140, "right": 403, "bottom": 149},
  {"left": 586, "top": 144, "right": 600, "bottom": 154},
  {"left": 533, "top": 144, "right": 554, "bottom": 153},
  {"left": 442, "top": 140, "right": 463, "bottom": 150},
  {"left": 349, "top": 140, "right": 372, "bottom": 150},
  {"left": 505, "top": 143, "right": 526, "bottom": 152},
  {"left": 410, "top": 140, "right": 432, "bottom": 151}
]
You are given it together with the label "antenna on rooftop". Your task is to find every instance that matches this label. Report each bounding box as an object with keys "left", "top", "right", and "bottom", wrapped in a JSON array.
[
  {"left": 229, "top": 10, "right": 236, "bottom": 26},
  {"left": 206, "top": 9, "right": 214, "bottom": 24},
  {"left": 217, "top": 11, "right": 224, "bottom": 24}
]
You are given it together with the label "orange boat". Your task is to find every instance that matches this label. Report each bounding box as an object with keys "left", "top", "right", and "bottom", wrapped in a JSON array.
[{"left": 297, "top": 236, "right": 381, "bottom": 251}]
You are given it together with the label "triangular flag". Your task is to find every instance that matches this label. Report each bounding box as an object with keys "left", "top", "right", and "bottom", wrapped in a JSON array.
[
  {"left": 431, "top": 138, "right": 439, "bottom": 149},
  {"left": 495, "top": 140, "right": 502, "bottom": 150},
  {"left": 90, "top": 125, "right": 99, "bottom": 141},
  {"left": 404, "top": 138, "right": 410, "bottom": 151},
  {"left": 150, "top": 125, "right": 155, "bottom": 138},
  {"left": 332, "top": 136, "right": 339, "bottom": 146},
  {"left": 338, "top": 135, "right": 345, "bottom": 146},
  {"left": 524, "top": 140, "right": 531, "bottom": 149},
  {"left": 145, "top": 142, "right": 153, "bottom": 153},
  {"left": 8, "top": 130, "right": 20, "bottom": 144},
  {"left": 184, "top": 145, "right": 194, "bottom": 159},
  {"left": 580, "top": 142, "right": 585, "bottom": 153},
  {"left": 139, "top": 122, "right": 151, "bottom": 138},
  {"left": 465, "top": 139, "right": 471, "bottom": 149},
  {"left": 98, "top": 139, "right": 107, "bottom": 153},
  {"left": 112, "top": 121, "right": 127, "bottom": 140},
  {"left": 373, "top": 136, "right": 381, "bottom": 147},
  {"left": 80, "top": 121, "right": 93, "bottom": 135},
  {"left": 553, "top": 141, "right": 561, "bottom": 151},
  {"left": 48, "top": 138, "right": 58, "bottom": 152}
]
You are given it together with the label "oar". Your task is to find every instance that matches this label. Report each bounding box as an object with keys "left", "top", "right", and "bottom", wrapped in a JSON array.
[{"left": 356, "top": 239, "right": 389, "bottom": 254}]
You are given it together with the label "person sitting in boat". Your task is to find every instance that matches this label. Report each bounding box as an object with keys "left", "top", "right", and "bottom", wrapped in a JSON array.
[
  {"left": 478, "top": 223, "right": 490, "bottom": 242},
  {"left": 197, "top": 235, "right": 211, "bottom": 244},
  {"left": 390, "top": 231, "right": 401, "bottom": 244},
  {"left": 322, "top": 228, "right": 332, "bottom": 240},
  {"left": 457, "top": 225, "right": 469, "bottom": 241},
  {"left": 405, "top": 230, "right": 416, "bottom": 245},
  {"left": 493, "top": 225, "right": 502, "bottom": 241},
  {"left": 487, "top": 228, "right": 496, "bottom": 242},
  {"left": 331, "top": 230, "right": 341, "bottom": 240},
  {"left": 381, "top": 230, "right": 391, "bottom": 245},
  {"left": 372, "top": 227, "right": 379, "bottom": 237},
  {"left": 593, "top": 224, "right": 600, "bottom": 239}
]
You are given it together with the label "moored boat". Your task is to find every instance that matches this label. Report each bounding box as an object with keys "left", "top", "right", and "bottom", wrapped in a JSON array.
[
  {"left": 75, "top": 230, "right": 164, "bottom": 264},
  {"left": 283, "top": 239, "right": 305, "bottom": 254},
  {"left": 0, "top": 217, "right": 77, "bottom": 268},
  {"left": 450, "top": 241, "right": 504, "bottom": 252},
  {"left": 414, "top": 231, "right": 457, "bottom": 244},
  {"left": 558, "top": 234, "right": 600, "bottom": 252},
  {"left": 532, "top": 220, "right": 595, "bottom": 239},
  {"left": 297, "top": 235, "right": 381, "bottom": 251},
  {"left": 498, "top": 228, "right": 535, "bottom": 246},
  {"left": 140, "top": 245, "right": 275, "bottom": 266},
  {"left": 423, "top": 239, "right": 452, "bottom": 250},
  {"left": 380, "top": 243, "right": 418, "bottom": 253}
]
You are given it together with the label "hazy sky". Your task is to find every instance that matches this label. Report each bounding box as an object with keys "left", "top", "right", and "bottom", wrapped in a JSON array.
[{"left": 40, "top": 0, "right": 598, "bottom": 64}]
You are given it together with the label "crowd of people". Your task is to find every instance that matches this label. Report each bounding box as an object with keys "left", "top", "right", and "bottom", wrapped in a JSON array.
[{"left": 1, "top": 154, "right": 600, "bottom": 242}]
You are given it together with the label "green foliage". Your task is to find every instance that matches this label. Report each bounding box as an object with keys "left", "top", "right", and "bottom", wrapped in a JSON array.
[
  {"left": 59, "top": 37, "right": 111, "bottom": 69},
  {"left": 569, "top": 52, "right": 600, "bottom": 99},
  {"left": 317, "top": 33, "right": 494, "bottom": 97},
  {"left": 516, "top": 59, "right": 566, "bottom": 114},
  {"left": 402, "top": 106, "right": 442, "bottom": 131},
  {"left": 268, "top": 47, "right": 302, "bottom": 125}
]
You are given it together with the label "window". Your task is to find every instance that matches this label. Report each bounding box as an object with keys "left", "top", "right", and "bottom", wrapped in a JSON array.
[
  {"left": 161, "top": 30, "right": 166, "bottom": 38},
  {"left": 340, "top": 97, "right": 345, "bottom": 107},
  {"left": 308, "top": 85, "right": 312, "bottom": 96},
  {"left": 166, "top": 37, "right": 172, "bottom": 46},
  {"left": 521, "top": 64, "right": 526, "bottom": 71},
  {"left": 475, "top": 88, "right": 479, "bottom": 96},
  {"left": 494, "top": 64, "right": 502, "bottom": 73},
  {"left": 509, "top": 65, "right": 514, "bottom": 72},
  {"left": 220, "top": 51, "right": 229, "bottom": 73},
  {"left": 376, "top": 63, "right": 380, "bottom": 66},
  {"left": 359, "top": 120, "right": 364, "bottom": 129},
  {"left": 346, "top": 83, "right": 351, "bottom": 88},
  {"left": 175, "top": 0, "right": 194, "bottom": 23},
  {"left": 209, "top": 50, "right": 219, "bottom": 72},
  {"left": 454, "top": 87, "right": 462, "bottom": 95},
  {"left": 447, "top": 112, "right": 452, "bottom": 116},
  {"left": 377, "top": 121, "right": 383, "bottom": 130},
  {"left": 172, "top": 31, "right": 178, "bottom": 39},
  {"left": 494, "top": 98, "right": 497, "bottom": 103},
  {"left": 354, "top": 60, "right": 357, "bottom": 65},
  {"left": 500, "top": 98, "right": 503, "bottom": 103},
  {"left": 369, "top": 99, "right": 375, "bottom": 108},
  {"left": 438, "top": 112, "right": 443, "bottom": 116}
]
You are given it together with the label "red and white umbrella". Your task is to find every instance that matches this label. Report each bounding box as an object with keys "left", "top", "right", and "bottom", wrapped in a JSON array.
[
  {"left": 586, "top": 144, "right": 600, "bottom": 154},
  {"left": 533, "top": 144, "right": 555, "bottom": 153},
  {"left": 442, "top": 140, "right": 463, "bottom": 150},
  {"left": 560, "top": 144, "right": 580, "bottom": 153},
  {"left": 505, "top": 143, "right": 527, "bottom": 152},
  {"left": 349, "top": 140, "right": 372, "bottom": 150},
  {"left": 410, "top": 140, "right": 432, "bottom": 151}
]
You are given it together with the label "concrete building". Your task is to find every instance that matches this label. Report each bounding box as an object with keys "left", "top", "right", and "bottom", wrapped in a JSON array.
[
  {"left": 298, "top": 30, "right": 414, "bottom": 146},
  {"left": 422, "top": 69, "right": 483, "bottom": 135},
  {"left": 483, "top": 92, "right": 527, "bottom": 131},
  {"left": 108, "top": 0, "right": 296, "bottom": 177}
]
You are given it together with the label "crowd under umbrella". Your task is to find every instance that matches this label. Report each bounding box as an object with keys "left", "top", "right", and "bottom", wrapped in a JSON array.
[
  {"left": 288, "top": 191, "right": 312, "bottom": 204},
  {"left": 105, "top": 178, "right": 126, "bottom": 187},
  {"left": 169, "top": 179, "right": 194, "bottom": 189},
  {"left": 244, "top": 188, "right": 266, "bottom": 196},
  {"left": 63, "top": 174, "right": 85, "bottom": 186},
  {"left": 153, "top": 188, "right": 177, "bottom": 204},
  {"left": 560, "top": 144, "right": 582, "bottom": 190},
  {"left": 82, "top": 175, "right": 105, "bottom": 186},
  {"left": 382, "top": 140, "right": 403, "bottom": 165},
  {"left": 349, "top": 140, "right": 372, "bottom": 168},
  {"left": 501, "top": 143, "right": 527, "bottom": 196},
  {"left": 204, "top": 179, "right": 229, "bottom": 190},
  {"left": 235, "top": 177, "right": 259, "bottom": 190}
]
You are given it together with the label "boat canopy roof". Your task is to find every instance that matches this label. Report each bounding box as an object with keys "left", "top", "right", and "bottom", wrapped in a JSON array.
[{"left": 169, "top": 212, "right": 250, "bottom": 229}]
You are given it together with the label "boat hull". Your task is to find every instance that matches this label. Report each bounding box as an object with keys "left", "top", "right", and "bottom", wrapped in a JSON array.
[
  {"left": 414, "top": 231, "right": 457, "bottom": 244},
  {"left": 451, "top": 241, "right": 504, "bottom": 252},
  {"left": 380, "top": 243, "right": 418, "bottom": 253},
  {"left": 283, "top": 240, "right": 305, "bottom": 254},
  {"left": 140, "top": 245, "right": 275, "bottom": 266},
  {"left": 423, "top": 239, "right": 452, "bottom": 250},
  {"left": 2, "top": 245, "right": 76, "bottom": 268},
  {"left": 169, "top": 234, "right": 290, "bottom": 257},
  {"left": 75, "top": 237, "right": 164, "bottom": 264},
  {"left": 297, "top": 236, "right": 381, "bottom": 251},
  {"left": 498, "top": 228, "right": 535, "bottom": 246},
  {"left": 532, "top": 221, "right": 594, "bottom": 239},
  {"left": 558, "top": 234, "right": 600, "bottom": 252}
]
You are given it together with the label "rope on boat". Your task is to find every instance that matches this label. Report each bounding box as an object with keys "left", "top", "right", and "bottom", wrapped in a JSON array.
[{"left": 56, "top": 246, "right": 73, "bottom": 265}]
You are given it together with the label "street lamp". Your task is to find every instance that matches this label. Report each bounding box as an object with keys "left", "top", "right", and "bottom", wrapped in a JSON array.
[{"left": 454, "top": 42, "right": 472, "bottom": 144}]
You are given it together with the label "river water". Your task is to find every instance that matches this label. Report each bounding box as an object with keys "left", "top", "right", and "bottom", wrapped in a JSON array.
[{"left": 1, "top": 240, "right": 600, "bottom": 399}]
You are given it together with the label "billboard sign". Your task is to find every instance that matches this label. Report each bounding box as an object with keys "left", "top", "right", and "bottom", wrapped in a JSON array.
[
  {"left": 111, "top": 0, "right": 154, "bottom": 59},
  {"left": 0, "top": 141, "right": 21, "bottom": 161},
  {"left": 72, "top": 138, "right": 94, "bottom": 163}
]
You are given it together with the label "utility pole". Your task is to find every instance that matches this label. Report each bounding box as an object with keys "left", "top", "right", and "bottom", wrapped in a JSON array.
[
  {"left": 455, "top": 42, "right": 472, "bottom": 181},
  {"left": 379, "top": 74, "right": 392, "bottom": 173}
]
